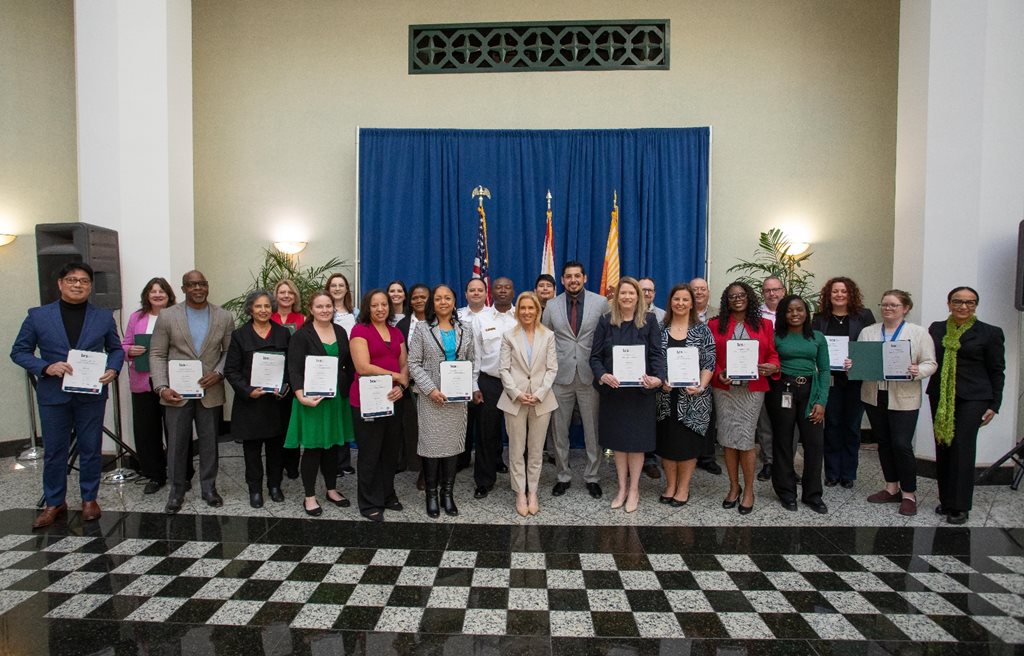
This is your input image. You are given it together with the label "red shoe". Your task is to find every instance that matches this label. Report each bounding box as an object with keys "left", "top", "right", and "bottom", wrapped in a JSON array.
[
  {"left": 866, "top": 490, "right": 902, "bottom": 504},
  {"left": 898, "top": 497, "right": 917, "bottom": 516},
  {"left": 32, "top": 503, "right": 68, "bottom": 529}
]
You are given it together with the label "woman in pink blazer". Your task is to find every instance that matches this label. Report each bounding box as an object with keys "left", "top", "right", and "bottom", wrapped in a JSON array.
[
  {"left": 498, "top": 292, "right": 559, "bottom": 517},
  {"left": 122, "top": 277, "right": 177, "bottom": 494}
]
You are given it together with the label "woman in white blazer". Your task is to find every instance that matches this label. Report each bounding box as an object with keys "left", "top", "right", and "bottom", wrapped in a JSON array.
[
  {"left": 859, "top": 289, "right": 937, "bottom": 517},
  {"left": 498, "top": 291, "right": 559, "bottom": 517}
]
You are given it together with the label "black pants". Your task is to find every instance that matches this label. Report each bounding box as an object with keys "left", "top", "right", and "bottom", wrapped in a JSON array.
[
  {"left": 131, "top": 390, "right": 167, "bottom": 483},
  {"left": 459, "top": 403, "right": 481, "bottom": 468},
  {"left": 767, "top": 378, "right": 824, "bottom": 504},
  {"left": 283, "top": 446, "right": 300, "bottom": 476},
  {"left": 241, "top": 435, "right": 285, "bottom": 491},
  {"left": 863, "top": 392, "right": 919, "bottom": 493},
  {"left": 301, "top": 445, "right": 340, "bottom": 497},
  {"left": 397, "top": 393, "right": 421, "bottom": 472},
  {"left": 930, "top": 395, "right": 988, "bottom": 512},
  {"left": 474, "top": 373, "right": 505, "bottom": 489},
  {"left": 353, "top": 411, "right": 402, "bottom": 514},
  {"left": 823, "top": 380, "right": 865, "bottom": 482}
]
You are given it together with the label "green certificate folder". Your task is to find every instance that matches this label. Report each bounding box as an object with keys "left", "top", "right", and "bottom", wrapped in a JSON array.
[
  {"left": 847, "top": 341, "right": 883, "bottom": 381},
  {"left": 133, "top": 334, "right": 152, "bottom": 373}
]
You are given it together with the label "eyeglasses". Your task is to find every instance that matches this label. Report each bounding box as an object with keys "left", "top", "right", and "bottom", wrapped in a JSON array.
[
  {"left": 62, "top": 277, "right": 92, "bottom": 286},
  {"left": 763, "top": 287, "right": 784, "bottom": 294},
  {"left": 641, "top": 289, "right": 655, "bottom": 295},
  {"left": 184, "top": 281, "right": 209, "bottom": 288},
  {"left": 879, "top": 303, "right": 903, "bottom": 310},
  {"left": 950, "top": 299, "right": 977, "bottom": 307},
  {"left": 727, "top": 293, "right": 748, "bottom": 301}
]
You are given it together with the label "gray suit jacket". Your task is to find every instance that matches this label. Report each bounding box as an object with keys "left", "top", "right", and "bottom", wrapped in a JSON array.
[
  {"left": 150, "top": 302, "right": 235, "bottom": 408},
  {"left": 541, "top": 290, "right": 609, "bottom": 385}
]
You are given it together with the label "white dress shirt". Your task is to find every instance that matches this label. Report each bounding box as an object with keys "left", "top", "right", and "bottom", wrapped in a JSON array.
[{"left": 473, "top": 306, "right": 517, "bottom": 377}]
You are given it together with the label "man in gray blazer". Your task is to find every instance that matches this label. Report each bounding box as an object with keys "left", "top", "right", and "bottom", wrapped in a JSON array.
[
  {"left": 541, "top": 261, "right": 609, "bottom": 498},
  {"left": 150, "top": 270, "right": 235, "bottom": 514}
]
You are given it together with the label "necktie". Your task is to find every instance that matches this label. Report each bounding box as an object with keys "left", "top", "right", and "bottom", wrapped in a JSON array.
[{"left": 570, "top": 296, "right": 579, "bottom": 336}]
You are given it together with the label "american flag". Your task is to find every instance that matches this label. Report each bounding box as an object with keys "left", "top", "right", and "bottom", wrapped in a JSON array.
[{"left": 472, "top": 203, "right": 492, "bottom": 305}]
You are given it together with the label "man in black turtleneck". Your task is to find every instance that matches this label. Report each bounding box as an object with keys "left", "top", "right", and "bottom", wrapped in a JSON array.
[{"left": 11, "top": 262, "right": 124, "bottom": 529}]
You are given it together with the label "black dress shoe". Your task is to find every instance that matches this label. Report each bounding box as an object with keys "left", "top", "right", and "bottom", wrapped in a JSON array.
[
  {"left": 698, "top": 459, "right": 722, "bottom": 475},
  {"left": 840, "top": 479, "right": 854, "bottom": 489},
  {"left": 474, "top": 486, "right": 490, "bottom": 499},
  {"left": 936, "top": 504, "right": 949, "bottom": 515},
  {"left": 669, "top": 498, "right": 689, "bottom": 508},
  {"left": 202, "top": 491, "right": 223, "bottom": 507},
  {"left": 303, "top": 501, "right": 323, "bottom": 517},
  {"left": 268, "top": 487, "right": 285, "bottom": 503},
  {"left": 363, "top": 509, "right": 384, "bottom": 522},
  {"left": 803, "top": 499, "right": 828, "bottom": 514},
  {"left": 757, "top": 464, "right": 772, "bottom": 481},
  {"left": 586, "top": 483, "right": 603, "bottom": 499},
  {"left": 496, "top": 463, "right": 509, "bottom": 474},
  {"left": 249, "top": 492, "right": 264, "bottom": 508},
  {"left": 824, "top": 479, "right": 838, "bottom": 488},
  {"left": 781, "top": 500, "right": 798, "bottom": 512},
  {"left": 552, "top": 481, "right": 570, "bottom": 496},
  {"left": 385, "top": 497, "right": 403, "bottom": 511},
  {"left": 143, "top": 480, "right": 165, "bottom": 495},
  {"left": 947, "top": 511, "right": 969, "bottom": 525},
  {"left": 164, "top": 498, "right": 183, "bottom": 515}
]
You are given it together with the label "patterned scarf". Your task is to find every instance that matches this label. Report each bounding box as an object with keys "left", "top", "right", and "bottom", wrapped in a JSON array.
[{"left": 934, "top": 314, "right": 976, "bottom": 446}]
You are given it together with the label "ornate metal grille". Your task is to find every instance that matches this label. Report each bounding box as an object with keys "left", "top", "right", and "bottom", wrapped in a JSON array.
[{"left": 409, "top": 20, "right": 669, "bottom": 74}]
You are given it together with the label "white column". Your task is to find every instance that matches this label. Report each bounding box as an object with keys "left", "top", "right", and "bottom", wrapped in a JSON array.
[{"left": 894, "top": 0, "right": 1024, "bottom": 465}]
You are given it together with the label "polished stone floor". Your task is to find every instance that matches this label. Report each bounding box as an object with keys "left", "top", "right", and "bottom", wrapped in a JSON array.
[{"left": 1, "top": 445, "right": 1023, "bottom": 654}]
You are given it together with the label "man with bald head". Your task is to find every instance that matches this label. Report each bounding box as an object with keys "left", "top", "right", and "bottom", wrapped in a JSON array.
[{"left": 150, "top": 270, "right": 234, "bottom": 514}]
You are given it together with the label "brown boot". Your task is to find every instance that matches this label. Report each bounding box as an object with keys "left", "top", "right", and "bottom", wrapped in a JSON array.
[{"left": 32, "top": 502, "right": 68, "bottom": 529}]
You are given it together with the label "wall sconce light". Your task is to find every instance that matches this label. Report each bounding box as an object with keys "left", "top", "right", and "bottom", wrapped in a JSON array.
[
  {"left": 0, "top": 234, "right": 16, "bottom": 247},
  {"left": 782, "top": 241, "right": 810, "bottom": 257},
  {"left": 273, "top": 241, "right": 307, "bottom": 255}
]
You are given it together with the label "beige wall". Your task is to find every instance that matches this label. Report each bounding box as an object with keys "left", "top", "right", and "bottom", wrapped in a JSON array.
[
  {"left": 0, "top": 0, "right": 78, "bottom": 443},
  {"left": 192, "top": 0, "right": 899, "bottom": 309}
]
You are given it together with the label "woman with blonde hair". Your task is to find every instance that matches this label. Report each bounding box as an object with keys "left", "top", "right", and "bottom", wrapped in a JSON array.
[
  {"left": 497, "top": 291, "right": 558, "bottom": 516},
  {"left": 271, "top": 279, "right": 304, "bottom": 331}
]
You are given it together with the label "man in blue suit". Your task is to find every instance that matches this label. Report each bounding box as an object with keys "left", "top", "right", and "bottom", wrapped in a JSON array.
[{"left": 10, "top": 262, "right": 124, "bottom": 529}]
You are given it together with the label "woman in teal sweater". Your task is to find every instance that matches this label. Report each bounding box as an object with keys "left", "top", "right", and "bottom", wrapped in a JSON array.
[{"left": 768, "top": 295, "right": 830, "bottom": 514}]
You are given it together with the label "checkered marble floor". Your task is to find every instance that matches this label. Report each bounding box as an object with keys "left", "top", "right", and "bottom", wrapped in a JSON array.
[{"left": 1, "top": 509, "right": 1024, "bottom": 655}]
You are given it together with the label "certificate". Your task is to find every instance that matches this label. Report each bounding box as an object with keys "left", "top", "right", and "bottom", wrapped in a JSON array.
[
  {"left": 169, "top": 360, "right": 205, "bottom": 399},
  {"left": 133, "top": 333, "right": 152, "bottom": 373},
  {"left": 303, "top": 355, "right": 338, "bottom": 397},
  {"left": 726, "top": 339, "right": 759, "bottom": 381},
  {"left": 250, "top": 352, "right": 285, "bottom": 393},
  {"left": 882, "top": 340, "right": 913, "bottom": 380},
  {"left": 613, "top": 345, "right": 646, "bottom": 387},
  {"left": 666, "top": 347, "right": 701, "bottom": 388},
  {"left": 440, "top": 360, "right": 473, "bottom": 402},
  {"left": 61, "top": 349, "right": 106, "bottom": 394},
  {"left": 358, "top": 375, "right": 394, "bottom": 418},
  {"left": 825, "top": 336, "right": 849, "bottom": 371}
]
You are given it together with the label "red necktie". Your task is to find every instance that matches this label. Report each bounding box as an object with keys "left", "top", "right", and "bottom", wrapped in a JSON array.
[{"left": 570, "top": 296, "right": 579, "bottom": 336}]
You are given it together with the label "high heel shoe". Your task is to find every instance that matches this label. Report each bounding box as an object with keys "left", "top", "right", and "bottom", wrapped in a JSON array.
[
  {"left": 722, "top": 486, "right": 742, "bottom": 509},
  {"left": 528, "top": 493, "right": 539, "bottom": 515},
  {"left": 625, "top": 491, "right": 639, "bottom": 513},
  {"left": 610, "top": 494, "right": 626, "bottom": 510},
  {"left": 516, "top": 493, "right": 529, "bottom": 517},
  {"left": 738, "top": 493, "right": 754, "bottom": 515}
]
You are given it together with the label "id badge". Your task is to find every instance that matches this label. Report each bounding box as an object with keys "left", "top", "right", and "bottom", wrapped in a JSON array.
[
  {"left": 781, "top": 392, "right": 793, "bottom": 409},
  {"left": 829, "top": 374, "right": 835, "bottom": 388}
]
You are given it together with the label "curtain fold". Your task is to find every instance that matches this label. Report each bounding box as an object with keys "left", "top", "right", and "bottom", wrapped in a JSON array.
[{"left": 358, "top": 128, "right": 709, "bottom": 309}]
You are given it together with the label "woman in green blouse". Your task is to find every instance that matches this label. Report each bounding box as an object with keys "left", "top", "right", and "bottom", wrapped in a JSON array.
[{"left": 767, "top": 295, "right": 829, "bottom": 514}]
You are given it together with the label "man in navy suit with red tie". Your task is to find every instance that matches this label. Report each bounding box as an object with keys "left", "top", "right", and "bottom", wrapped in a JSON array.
[{"left": 11, "top": 262, "right": 124, "bottom": 529}]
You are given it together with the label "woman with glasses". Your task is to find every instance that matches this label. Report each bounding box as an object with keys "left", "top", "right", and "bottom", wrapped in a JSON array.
[
  {"left": 927, "top": 287, "right": 1005, "bottom": 525},
  {"left": 859, "top": 290, "right": 937, "bottom": 517},
  {"left": 708, "top": 282, "right": 779, "bottom": 515},
  {"left": 811, "top": 277, "right": 875, "bottom": 488}
]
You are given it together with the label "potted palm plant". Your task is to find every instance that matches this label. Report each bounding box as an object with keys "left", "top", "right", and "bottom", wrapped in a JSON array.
[
  {"left": 222, "top": 249, "right": 349, "bottom": 324},
  {"left": 726, "top": 228, "right": 818, "bottom": 309}
]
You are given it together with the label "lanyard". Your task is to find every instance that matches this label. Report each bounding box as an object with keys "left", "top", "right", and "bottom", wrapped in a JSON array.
[{"left": 880, "top": 321, "right": 905, "bottom": 342}]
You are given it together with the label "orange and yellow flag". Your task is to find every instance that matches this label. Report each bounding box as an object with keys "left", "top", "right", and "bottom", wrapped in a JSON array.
[{"left": 599, "top": 192, "right": 620, "bottom": 296}]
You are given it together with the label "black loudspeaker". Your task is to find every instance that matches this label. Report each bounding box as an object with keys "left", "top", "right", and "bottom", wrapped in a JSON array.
[
  {"left": 36, "top": 222, "right": 122, "bottom": 310},
  {"left": 1016, "top": 220, "right": 1024, "bottom": 312}
]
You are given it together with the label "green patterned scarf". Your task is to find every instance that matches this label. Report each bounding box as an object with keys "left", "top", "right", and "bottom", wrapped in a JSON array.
[{"left": 934, "top": 314, "right": 976, "bottom": 446}]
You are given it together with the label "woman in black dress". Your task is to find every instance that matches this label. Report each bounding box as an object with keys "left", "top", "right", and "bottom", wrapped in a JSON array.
[
  {"left": 590, "top": 277, "right": 666, "bottom": 512},
  {"left": 927, "top": 286, "right": 1005, "bottom": 525},
  {"left": 224, "top": 290, "right": 292, "bottom": 508},
  {"left": 656, "top": 284, "right": 715, "bottom": 506}
]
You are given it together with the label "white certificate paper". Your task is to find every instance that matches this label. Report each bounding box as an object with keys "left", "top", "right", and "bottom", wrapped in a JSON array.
[
  {"left": 666, "top": 347, "right": 701, "bottom": 388},
  {"left": 612, "top": 345, "right": 646, "bottom": 387},
  {"left": 303, "top": 355, "right": 338, "bottom": 397},
  {"left": 440, "top": 360, "right": 473, "bottom": 402},
  {"left": 358, "top": 375, "right": 394, "bottom": 419},
  {"left": 250, "top": 352, "right": 285, "bottom": 392},
  {"left": 61, "top": 349, "right": 106, "bottom": 394},
  {"left": 882, "top": 340, "right": 913, "bottom": 381},
  {"left": 726, "top": 339, "right": 759, "bottom": 381},
  {"left": 825, "top": 336, "right": 849, "bottom": 371},
  {"left": 169, "top": 360, "right": 205, "bottom": 399}
]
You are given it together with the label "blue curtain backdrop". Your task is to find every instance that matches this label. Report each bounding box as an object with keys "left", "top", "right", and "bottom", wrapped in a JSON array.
[{"left": 358, "top": 128, "right": 709, "bottom": 309}]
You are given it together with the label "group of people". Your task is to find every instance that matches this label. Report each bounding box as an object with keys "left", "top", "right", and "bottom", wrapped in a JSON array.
[{"left": 11, "top": 260, "right": 1005, "bottom": 529}]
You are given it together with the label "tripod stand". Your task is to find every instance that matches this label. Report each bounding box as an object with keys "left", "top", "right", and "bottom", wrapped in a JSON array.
[{"left": 976, "top": 438, "right": 1024, "bottom": 490}]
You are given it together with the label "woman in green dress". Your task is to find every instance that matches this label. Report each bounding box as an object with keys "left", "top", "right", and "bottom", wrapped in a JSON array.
[{"left": 286, "top": 291, "right": 355, "bottom": 516}]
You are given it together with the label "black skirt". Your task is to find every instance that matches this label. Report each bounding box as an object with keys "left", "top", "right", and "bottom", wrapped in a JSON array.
[{"left": 656, "top": 389, "right": 701, "bottom": 461}]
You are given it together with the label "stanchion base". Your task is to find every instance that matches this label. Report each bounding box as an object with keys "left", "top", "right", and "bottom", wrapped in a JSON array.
[
  {"left": 102, "top": 468, "right": 138, "bottom": 485},
  {"left": 17, "top": 446, "right": 44, "bottom": 462}
]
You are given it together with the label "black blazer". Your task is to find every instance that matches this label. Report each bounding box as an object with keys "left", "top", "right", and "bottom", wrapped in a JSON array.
[
  {"left": 811, "top": 307, "right": 875, "bottom": 341},
  {"left": 589, "top": 312, "right": 667, "bottom": 395},
  {"left": 395, "top": 314, "right": 418, "bottom": 343},
  {"left": 224, "top": 321, "right": 292, "bottom": 440},
  {"left": 926, "top": 319, "right": 1005, "bottom": 412},
  {"left": 286, "top": 321, "right": 352, "bottom": 397}
]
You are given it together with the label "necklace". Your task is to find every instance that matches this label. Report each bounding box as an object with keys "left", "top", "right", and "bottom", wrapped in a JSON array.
[{"left": 832, "top": 314, "right": 847, "bottom": 326}]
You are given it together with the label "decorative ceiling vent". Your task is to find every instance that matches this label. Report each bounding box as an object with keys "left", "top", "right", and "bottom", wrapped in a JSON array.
[{"left": 409, "top": 20, "right": 669, "bottom": 74}]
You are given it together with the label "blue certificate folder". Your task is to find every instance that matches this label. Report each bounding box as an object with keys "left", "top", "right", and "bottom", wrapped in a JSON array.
[{"left": 847, "top": 342, "right": 883, "bottom": 381}]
